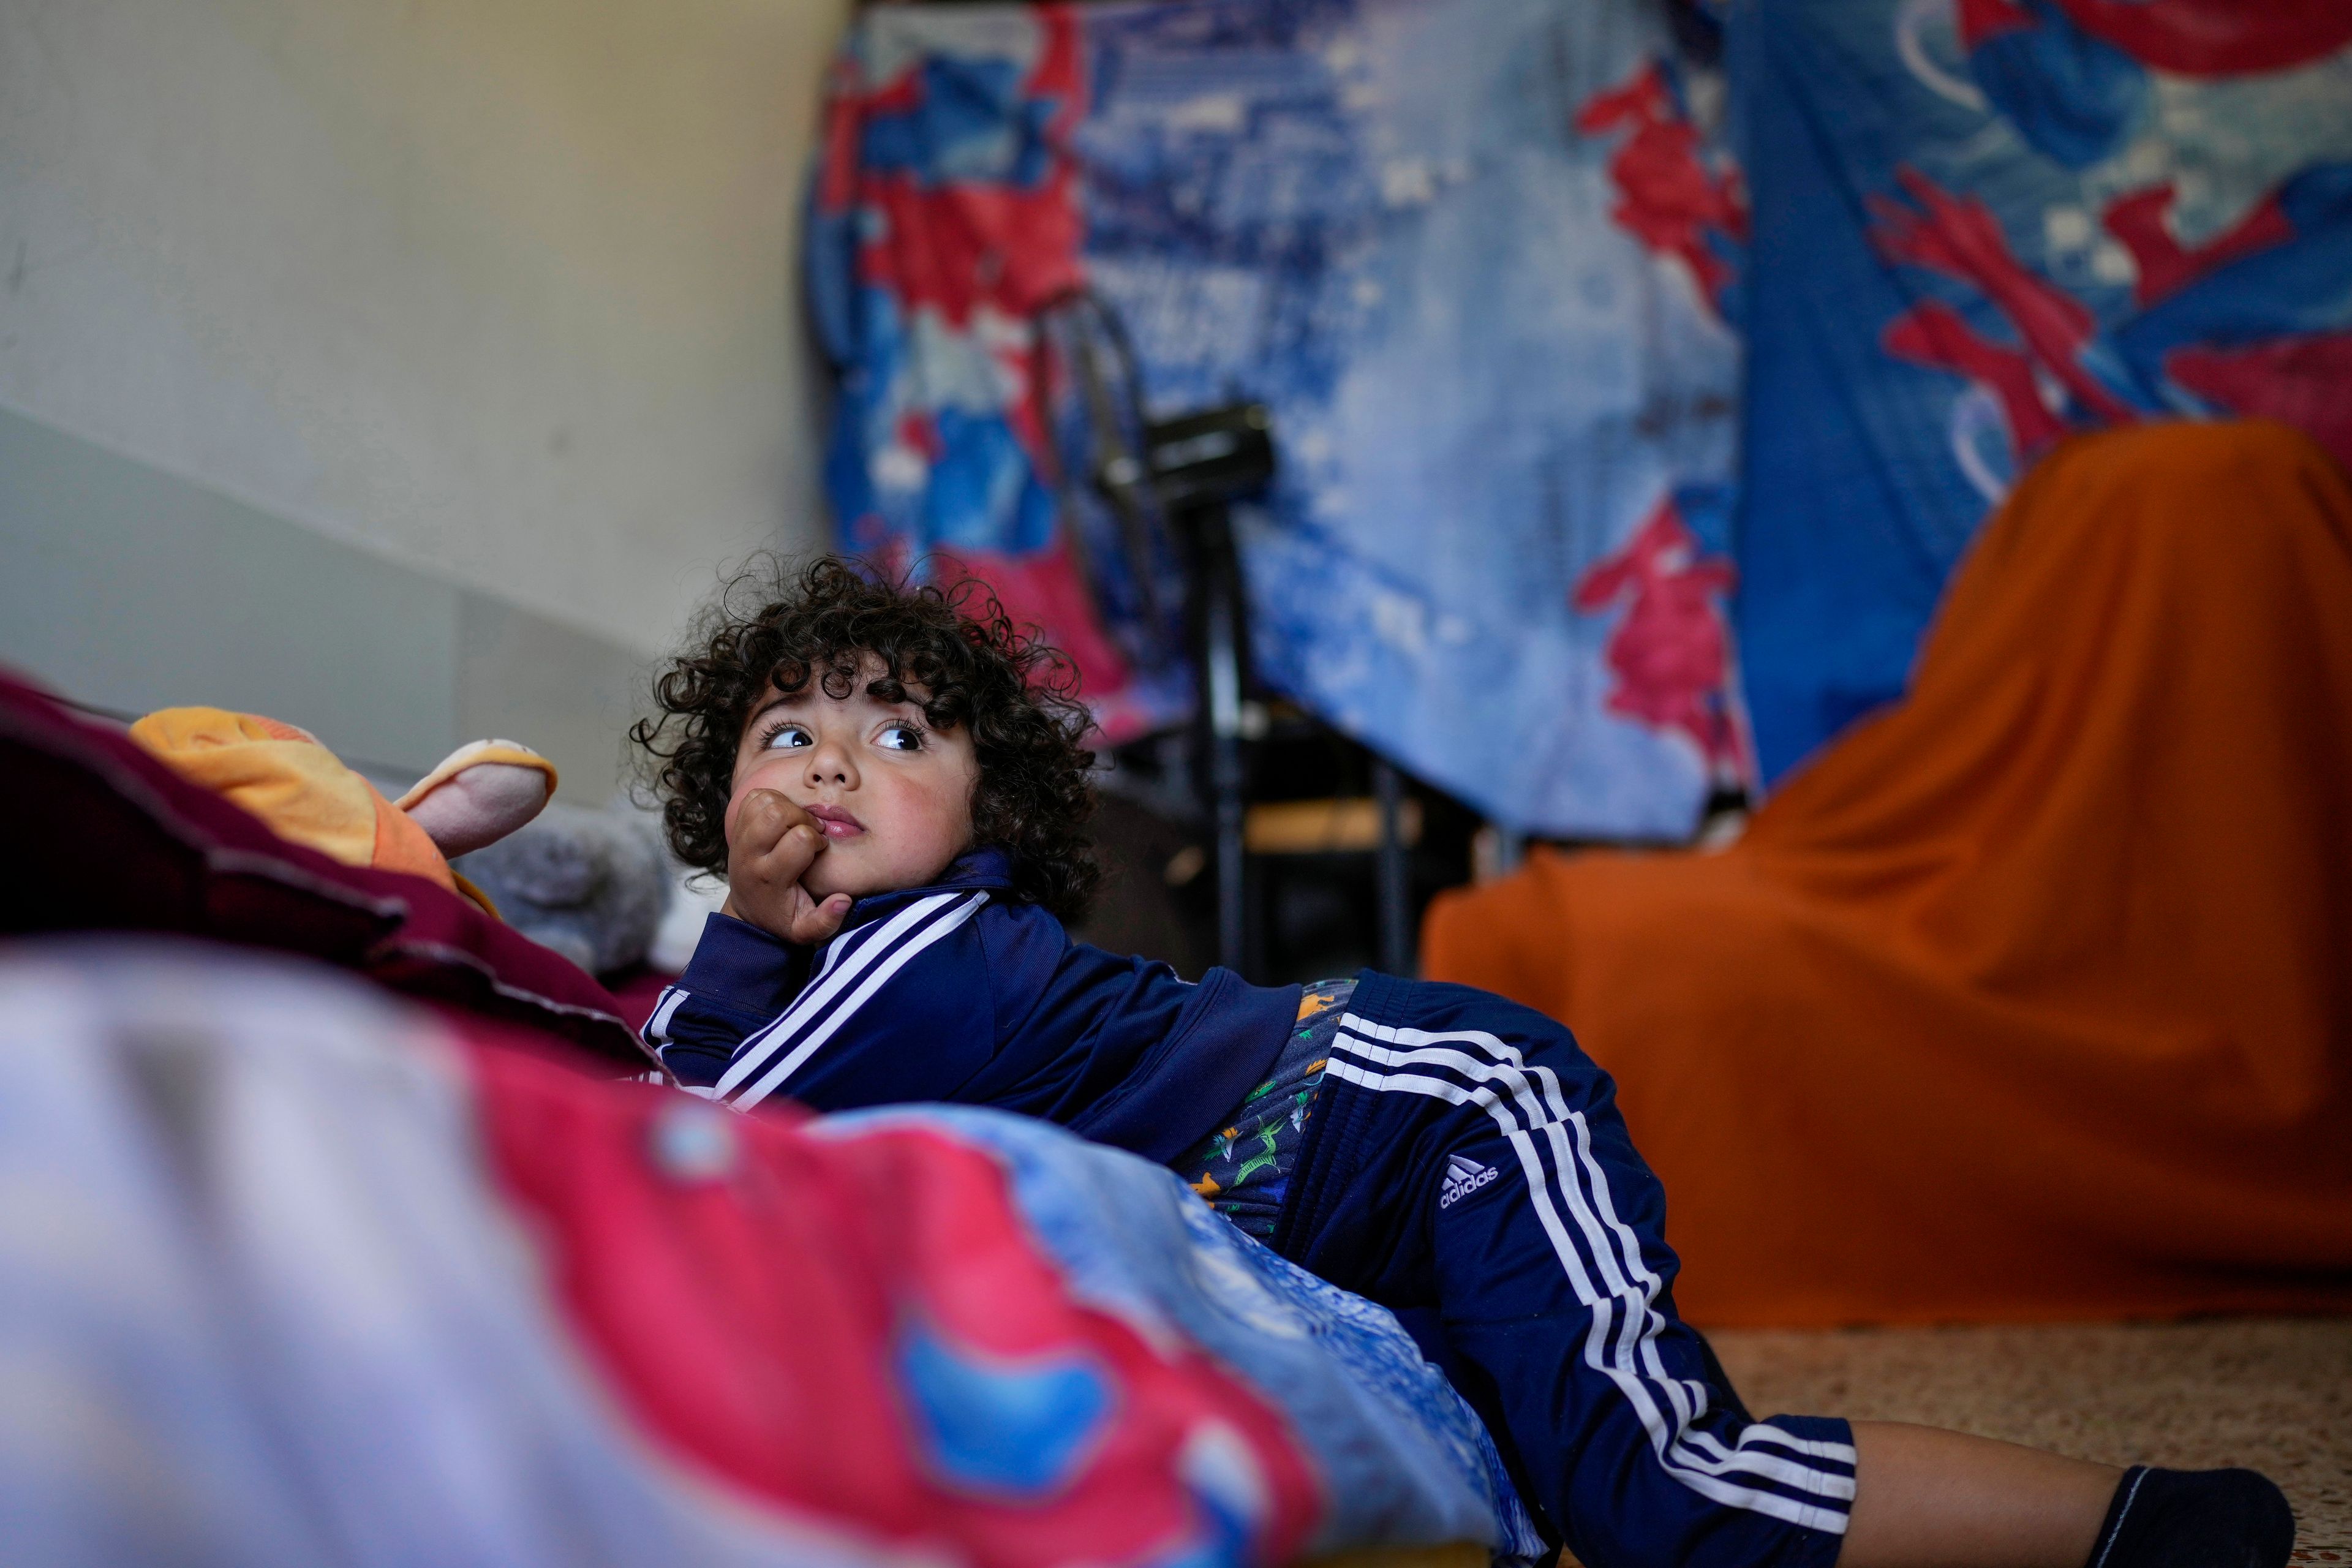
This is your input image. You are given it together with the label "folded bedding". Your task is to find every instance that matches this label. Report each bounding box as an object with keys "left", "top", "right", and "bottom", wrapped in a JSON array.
[
  {"left": 0, "top": 675, "right": 1540, "bottom": 1567},
  {"left": 0, "top": 671, "right": 648, "bottom": 1069},
  {"left": 1425, "top": 420, "right": 2352, "bottom": 1327},
  {"left": 0, "top": 942, "right": 1539, "bottom": 1566}
]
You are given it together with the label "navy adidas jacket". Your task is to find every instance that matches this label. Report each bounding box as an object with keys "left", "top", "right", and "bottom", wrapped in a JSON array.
[{"left": 647, "top": 847, "right": 1302, "bottom": 1163}]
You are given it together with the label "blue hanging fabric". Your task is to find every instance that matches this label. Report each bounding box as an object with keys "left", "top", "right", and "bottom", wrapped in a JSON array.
[
  {"left": 1729, "top": 0, "right": 2352, "bottom": 782},
  {"left": 812, "top": 0, "right": 1753, "bottom": 838}
]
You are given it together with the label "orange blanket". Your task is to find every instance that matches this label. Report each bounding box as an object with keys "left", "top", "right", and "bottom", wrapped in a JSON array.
[{"left": 1424, "top": 421, "right": 2352, "bottom": 1327}]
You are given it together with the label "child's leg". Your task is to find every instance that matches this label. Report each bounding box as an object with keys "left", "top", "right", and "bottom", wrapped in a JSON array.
[
  {"left": 1280, "top": 979, "right": 1860, "bottom": 1566},
  {"left": 1844, "top": 1428, "right": 2295, "bottom": 1568},
  {"left": 1276, "top": 978, "right": 2294, "bottom": 1568},
  {"left": 1420, "top": 1106, "right": 1855, "bottom": 1566},
  {"left": 1841, "top": 1423, "right": 2116, "bottom": 1566}
]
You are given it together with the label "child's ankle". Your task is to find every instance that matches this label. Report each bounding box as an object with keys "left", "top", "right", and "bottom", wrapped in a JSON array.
[{"left": 2085, "top": 1466, "right": 2294, "bottom": 1568}]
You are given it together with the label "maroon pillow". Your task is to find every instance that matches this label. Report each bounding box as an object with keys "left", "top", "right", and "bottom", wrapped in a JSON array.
[{"left": 0, "top": 671, "right": 655, "bottom": 1071}]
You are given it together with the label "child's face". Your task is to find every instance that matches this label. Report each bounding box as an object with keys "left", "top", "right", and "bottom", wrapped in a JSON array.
[{"left": 728, "top": 655, "right": 979, "bottom": 903}]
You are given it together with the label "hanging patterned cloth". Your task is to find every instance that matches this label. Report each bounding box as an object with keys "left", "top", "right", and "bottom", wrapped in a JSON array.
[
  {"left": 1730, "top": 0, "right": 2352, "bottom": 780},
  {"left": 809, "top": 0, "right": 1752, "bottom": 837}
]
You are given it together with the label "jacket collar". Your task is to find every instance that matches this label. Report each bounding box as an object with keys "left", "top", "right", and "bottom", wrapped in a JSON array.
[
  {"left": 840, "top": 845, "right": 1017, "bottom": 927},
  {"left": 927, "top": 844, "right": 1017, "bottom": 893}
]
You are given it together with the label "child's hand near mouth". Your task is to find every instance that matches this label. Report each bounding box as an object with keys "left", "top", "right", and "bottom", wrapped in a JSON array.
[{"left": 722, "top": 787, "right": 854, "bottom": 946}]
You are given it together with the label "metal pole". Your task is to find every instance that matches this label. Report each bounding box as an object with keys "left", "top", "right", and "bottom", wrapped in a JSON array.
[
  {"left": 1203, "top": 513, "right": 1248, "bottom": 976},
  {"left": 1373, "top": 756, "right": 1411, "bottom": 976}
]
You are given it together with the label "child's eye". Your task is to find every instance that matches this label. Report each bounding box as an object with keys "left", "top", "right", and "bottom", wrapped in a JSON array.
[
  {"left": 760, "top": 723, "right": 812, "bottom": 751},
  {"left": 876, "top": 722, "right": 925, "bottom": 752}
]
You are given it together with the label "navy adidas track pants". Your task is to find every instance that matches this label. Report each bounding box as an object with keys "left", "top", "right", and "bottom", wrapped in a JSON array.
[{"left": 1271, "top": 971, "right": 1855, "bottom": 1567}]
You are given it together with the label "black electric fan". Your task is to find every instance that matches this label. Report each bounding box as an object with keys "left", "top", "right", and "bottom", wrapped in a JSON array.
[{"left": 1041, "top": 292, "right": 1411, "bottom": 977}]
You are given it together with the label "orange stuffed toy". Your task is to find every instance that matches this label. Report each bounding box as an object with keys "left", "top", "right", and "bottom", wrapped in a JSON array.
[{"left": 127, "top": 708, "right": 557, "bottom": 916}]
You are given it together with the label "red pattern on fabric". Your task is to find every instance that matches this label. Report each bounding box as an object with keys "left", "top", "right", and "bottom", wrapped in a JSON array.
[
  {"left": 461, "top": 1033, "right": 1321, "bottom": 1567},
  {"left": 842, "top": 8, "right": 1085, "bottom": 330},
  {"left": 822, "top": 8, "right": 1153, "bottom": 738},
  {"left": 1575, "top": 61, "right": 1748, "bottom": 318},
  {"left": 2167, "top": 333, "right": 2352, "bottom": 471},
  {"left": 1572, "top": 499, "right": 1746, "bottom": 777},
  {"left": 938, "top": 542, "right": 1136, "bottom": 705},
  {"left": 2101, "top": 183, "right": 2296, "bottom": 309},
  {"left": 2043, "top": 0, "right": 2352, "bottom": 77},
  {"left": 1872, "top": 167, "right": 2146, "bottom": 462},
  {"left": 856, "top": 176, "right": 1087, "bottom": 328},
  {"left": 1958, "top": 0, "right": 2352, "bottom": 75},
  {"left": 1883, "top": 302, "right": 2073, "bottom": 458},
  {"left": 895, "top": 410, "right": 945, "bottom": 463},
  {"left": 1955, "top": 0, "right": 2037, "bottom": 47},
  {"left": 1874, "top": 169, "right": 2138, "bottom": 426}
]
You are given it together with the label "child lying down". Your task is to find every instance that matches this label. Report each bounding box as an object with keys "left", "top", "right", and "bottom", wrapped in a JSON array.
[{"left": 635, "top": 559, "right": 2293, "bottom": 1568}]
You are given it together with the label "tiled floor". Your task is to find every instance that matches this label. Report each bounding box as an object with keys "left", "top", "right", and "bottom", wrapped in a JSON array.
[{"left": 1711, "top": 1317, "right": 2352, "bottom": 1559}]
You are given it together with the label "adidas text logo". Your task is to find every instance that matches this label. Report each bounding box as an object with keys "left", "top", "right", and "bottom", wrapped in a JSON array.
[{"left": 1439, "top": 1154, "right": 1501, "bottom": 1208}]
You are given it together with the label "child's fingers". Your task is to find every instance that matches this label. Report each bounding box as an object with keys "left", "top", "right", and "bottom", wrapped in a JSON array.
[
  {"left": 730, "top": 792, "right": 825, "bottom": 889},
  {"left": 790, "top": 892, "right": 853, "bottom": 947},
  {"left": 747, "top": 819, "right": 826, "bottom": 891},
  {"left": 722, "top": 790, "right": 843, "bottom": 945},
  {"left": 730, "top": 787, "right": 813, "bottom": 855}
]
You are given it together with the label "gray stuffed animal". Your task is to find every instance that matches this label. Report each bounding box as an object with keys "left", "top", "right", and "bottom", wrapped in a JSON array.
[{"left": 453, "top": 801, "right": 671, "bottom": 976}]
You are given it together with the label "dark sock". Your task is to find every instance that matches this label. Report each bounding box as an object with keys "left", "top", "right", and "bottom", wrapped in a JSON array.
[{"left": 2085, "top": 1466, "right": 2296, "bottom": 1568}]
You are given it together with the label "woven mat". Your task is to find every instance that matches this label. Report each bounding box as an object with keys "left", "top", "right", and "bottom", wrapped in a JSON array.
[{"left": 1710, "top": 1317, "right": 2351, "bottom": 1558}]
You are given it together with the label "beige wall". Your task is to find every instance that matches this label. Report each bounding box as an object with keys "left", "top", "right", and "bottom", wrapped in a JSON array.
[{"left": 0, "top": 0, "right": 848, "bottom": 783}]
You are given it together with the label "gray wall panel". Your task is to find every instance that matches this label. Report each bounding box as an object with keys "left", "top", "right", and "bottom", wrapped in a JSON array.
[{"left": 4, "top": 404, "right": 643, "bottom": 794}]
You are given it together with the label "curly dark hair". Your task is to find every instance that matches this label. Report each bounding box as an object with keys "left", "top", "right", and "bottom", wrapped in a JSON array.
[{"left": 632, "top": 556, "right": 1101, "bottom": 921}]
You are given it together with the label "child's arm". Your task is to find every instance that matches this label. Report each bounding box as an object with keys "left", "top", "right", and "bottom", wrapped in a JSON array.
[
  {"left": 647, "top": 790, "right": 846, "bottom": 1087},
  {"left": 645, "top": 913, "right": 810, "bottom": 1089}
]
